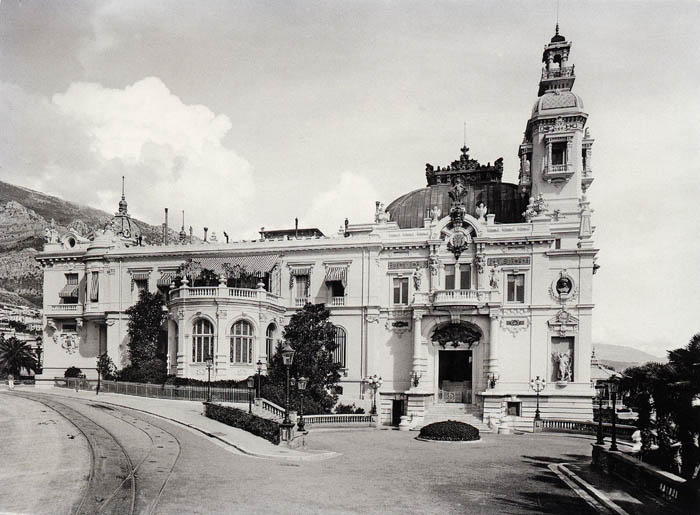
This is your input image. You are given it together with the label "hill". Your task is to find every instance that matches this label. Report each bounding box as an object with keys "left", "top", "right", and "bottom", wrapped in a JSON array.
[
  {"left": 594, "top": 343, "right": 666, "bottom": 372},
  {"left": 0, "top": 180, "right": 175, "bottom": 306}
]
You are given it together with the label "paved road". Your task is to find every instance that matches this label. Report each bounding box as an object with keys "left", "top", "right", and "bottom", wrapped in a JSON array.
[{"left": 1, "top": 391, "right": 597, "bottom": 514}]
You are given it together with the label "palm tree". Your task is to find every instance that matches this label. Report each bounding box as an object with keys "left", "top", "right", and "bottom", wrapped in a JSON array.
[{"left": 0, "top": 335, "right": 38, "bottom": 378}]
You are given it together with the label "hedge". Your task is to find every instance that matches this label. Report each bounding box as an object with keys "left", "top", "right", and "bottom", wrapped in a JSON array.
[
  {"left": 203, "top": 402, "right": 280, "bottom": 445},
  {"left": 419, "top": 420, "right": 480, "bottom": 441}
]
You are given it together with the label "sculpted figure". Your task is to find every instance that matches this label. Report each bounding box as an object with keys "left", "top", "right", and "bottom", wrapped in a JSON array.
[
  {"left": 430, "top": 205, "right": 441, "bottom": 222},
  {"left": 449, "top": 177, "right": 467, "bottom": 204},
  {"left": 475, "top": 202, "right": 488, "bottom": 223},
  {"left": 412, "top": 266, "right": 422, "bottom": 291}
]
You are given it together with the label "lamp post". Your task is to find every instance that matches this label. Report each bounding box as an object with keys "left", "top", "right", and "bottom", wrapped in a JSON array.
[
  {"left": 366, "top": 374, "right": 383, "bottom": 415},
  {"left": 280, "top": 342, "right": 296, "bottom": 431},
  {"left": 256, "top": 359, "right": 263, "bottom": 398},
  {"left": 529, "top": 376, "right": 547, "bottom": 421},
  {"left": 35, "top": 337, "right": 43, "bottom": 375},
  {"left": 297, "top": 376, "right": 308, "bottom": 431},
  {"left": 609, "top": 378, "right": 619, "bottom": 451},
  {"left": 595, "top": 382, "right": 606, "bottom": 445},
  {"left": 205, "top": 358, "right": 213, "bottom": 403},
  {"left": 247, "top": 376, "right": 254, "bottom": 414}
]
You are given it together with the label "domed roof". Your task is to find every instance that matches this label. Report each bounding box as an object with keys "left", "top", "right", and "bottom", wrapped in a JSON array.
[
  {"left": 109, "top": 212, "right": 141, "bottom": 240},
  {"left": 531, "top": 90, "right": 584, "bottom": 116},
  {"left": 386, "top": 182, "right": 526, "bottom": 229}
]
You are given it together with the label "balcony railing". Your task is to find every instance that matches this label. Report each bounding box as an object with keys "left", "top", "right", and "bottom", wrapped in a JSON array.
[
  {"left": 169, "top": 286, "right": 282, "bottom": 305},
  {"left": 541, "top": 66, "right": 574, "bottom": 80},
  {"left": 432, "top": 289, "right": 492, "bottom": 306},
  {"left": 46, "top": 304, "right": 83, "bottom": 316},
  {"left": 295, "top": 297, "right": 309, "bottom": 307},
  {"left": 543, "top": 163, "right": 574, "bottom": 183},
  {"left": 330, "top": 296, "right": 345, "bottom": 306}
]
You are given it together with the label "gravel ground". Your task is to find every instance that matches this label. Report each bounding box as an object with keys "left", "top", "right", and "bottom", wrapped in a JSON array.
[{"left": 1, "top": 392, "right": 596, "bottom": 514}]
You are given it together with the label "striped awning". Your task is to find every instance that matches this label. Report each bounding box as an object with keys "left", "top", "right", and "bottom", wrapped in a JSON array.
[
  {"left": 325, "top": 266, "right": 347, "bottom": 287},
  {"left": 290, "top": 266, "right": 312, "bottom": 277},
  {"left": 184, "top": 255, "right": 279, "bottom": 279},
  {"left": 157, "top": 272, "right": 176, "bottom": 287},
  {"left": 58, "top": 284, "right": 79, "bottom": 298},
  {"left": 89, "top": 273, "right": 99, "bottom": 302},
  {"left": 131, "top": 271, "right": 151, "bottom": 281}
]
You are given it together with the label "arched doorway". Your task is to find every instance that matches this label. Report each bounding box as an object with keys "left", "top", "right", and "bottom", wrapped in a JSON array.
[{"left": 432, "top": 322, "right": 482, "bottom": 404}]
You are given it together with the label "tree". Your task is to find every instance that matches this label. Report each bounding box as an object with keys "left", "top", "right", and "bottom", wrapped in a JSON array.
[
  {"left": 125, "top": 290, "right": 166, "bottom": 366},
  {"left": 96, "top": 352, "right": 116, "bottom": 380},
  {"left": 0, "top": 334, "right": 38, "bottom": 377},
  {"left": 262, "top": 303, "right": 341, "bottom": 414}
]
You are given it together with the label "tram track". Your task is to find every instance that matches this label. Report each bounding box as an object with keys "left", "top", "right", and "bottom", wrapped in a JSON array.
[{"left": 9, "top": 392, "right": 182, "bottom": 515}]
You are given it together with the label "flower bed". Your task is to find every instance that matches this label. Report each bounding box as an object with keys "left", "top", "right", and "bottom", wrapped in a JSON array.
[
  {"left": 203, "top": 402, "right": 280, "bottom": 445},
  {"left": 418, "top": 420, "right": 480, "bottom": 441}
]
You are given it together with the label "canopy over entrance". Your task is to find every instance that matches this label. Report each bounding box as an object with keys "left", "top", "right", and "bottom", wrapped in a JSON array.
[{"left": 431, "top": 322, "right": 482, "bottom": 348}]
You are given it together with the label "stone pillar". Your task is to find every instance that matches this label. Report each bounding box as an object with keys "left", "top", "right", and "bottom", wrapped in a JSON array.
[
  {"left": 410, "top": 311, "right": 424, "bottom": 390},
  {"left": 215, "top": 310, "right": 228, "bottom": 376},
  {"left": 176, "top": 310, "right": 186, "bottom": 376},
  {"left": 489, "top": 313, "right": 500, "bottom": 377}
]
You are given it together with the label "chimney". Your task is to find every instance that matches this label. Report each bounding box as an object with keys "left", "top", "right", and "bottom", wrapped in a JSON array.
[
  {"left": 189, "top": 226, "right": 193, "bottom": 244},
  {"left": 295, "top": 217, "right": 298, "bottom": 239},
  {"left": 163, "top": 208, "right": 169, "bottom": 245},
  {"left": 224, "top": 231, "right": 229, "bottom": 243},
  {"left": 203, "top": 227, "right": 208, "bottom": 242}
]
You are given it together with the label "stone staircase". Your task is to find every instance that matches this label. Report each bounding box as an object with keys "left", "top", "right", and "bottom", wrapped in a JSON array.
[{"left": 419, "top": 403, "right": 491, "bottom": 433}]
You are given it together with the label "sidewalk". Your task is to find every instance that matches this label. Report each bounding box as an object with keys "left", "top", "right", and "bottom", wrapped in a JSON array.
[
  {"left": 10, "top": 386, "right": 340, "bottom": 462},
  {"left": 551, "top": 459, "right": 687, "bottom": 514}
]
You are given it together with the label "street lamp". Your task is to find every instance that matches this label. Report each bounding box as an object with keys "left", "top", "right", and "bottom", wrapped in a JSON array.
[
  {"left": 595, "top": 382, "right": 606, "bottom": 445},
  {"left": 529, "top": 376, "right": 547, "bottom": 421},
  {"left": 256, "top": 359, "right": 263, "bottom": 398},
  {"left": 297, "top": 376, "right": 308, "bottom": 431},
  {"left": 35, "top": 337, "right": 43, "bottom": 375},
  {"left": 280, "top": 342, "right": 296, "bottom": 429},
  {"left": 609, "top": 377, "right": 619, "bottom": 451},
  {"left": 205, "top": 358, "right": 213, "bottom": 403},
  {"left": 366, "top": 374, "right": 383, "bottom": 415},
  {"left": 247, "top": 376, "right": 254, "bottom": 414}
]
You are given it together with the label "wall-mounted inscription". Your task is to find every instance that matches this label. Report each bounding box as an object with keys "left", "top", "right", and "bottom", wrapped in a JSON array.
[
  {"left": 388, "top": 261, "right": 427, "bottom": 270},
  {"left": 392, "top": 321, "right": 409, "bottom": 328},
  {"left": 487, "top": 257, "right": 531, "bottom": 266}
]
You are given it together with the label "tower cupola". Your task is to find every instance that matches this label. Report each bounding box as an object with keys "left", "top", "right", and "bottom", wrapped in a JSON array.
[{"left": 538, "top": 24, "right": 575, "bottom": 96}]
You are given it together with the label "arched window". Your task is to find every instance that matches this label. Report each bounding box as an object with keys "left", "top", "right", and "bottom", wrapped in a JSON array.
[
  {"left": 266, "top": 324, "right": 276, "bottom": 363},
  {"left": 192, "top": 319, "right": 214, "bottom": 363},
  {"left": 333, "top": 327, "right": 347, "bottom": 369},
  {"left": 231, "top": 320, "right": 254, "bottom": 364}
]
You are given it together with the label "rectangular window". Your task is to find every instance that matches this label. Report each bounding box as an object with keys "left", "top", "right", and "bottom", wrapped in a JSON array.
[
  {"left": 444, "top": 265, "right": 455, "bottom": 290},
  {"left": 90, "top": 272, "right": 99, "bottom": 302},
  {"left": 551, "top": 336, "right": 575, "bottom": 382},
  {"left": 554, "top": 239, "right": 561, "bottom": 249},
  {"left": 459, "top": 265, "right": 471, "bottom": 290},
  {"left": 295, "top": 275, "right": 309, "bottom": 299},
  {"left": 393, "top": 277, "right": 409, "bottom": 305},
  {"left": 552, "top": 142, "right": 567, "bottom": 166},
  {"left": 62, "top": 322, "right": 77, "bottom": 333},
  {"left": 507, "top": 274, "right": 525, "bottom": 303},
  {"left": 507, "top": 402, "right": 521, "bottom": 416}
]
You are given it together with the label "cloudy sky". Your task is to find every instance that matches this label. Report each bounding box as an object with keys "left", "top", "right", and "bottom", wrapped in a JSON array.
[{"left": 1, "top": 0, "right": 699, "bottom": 356}]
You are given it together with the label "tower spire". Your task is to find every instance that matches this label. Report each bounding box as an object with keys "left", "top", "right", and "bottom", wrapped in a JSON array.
[{"left": 118, "top": 176, "right": 128, "bottom": 214}]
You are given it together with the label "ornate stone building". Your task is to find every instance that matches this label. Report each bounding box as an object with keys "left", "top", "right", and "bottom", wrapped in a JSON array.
[{"left": 37, "top": 27, "right": 597, "bottom": 428}]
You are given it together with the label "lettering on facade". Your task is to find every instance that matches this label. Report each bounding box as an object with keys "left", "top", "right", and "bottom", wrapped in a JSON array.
[
  {"left": 505, "top": 319, "right": 525, "bottom": 327},
  {"left": 486, "top": 256, "right": 531, "bottom": 267},
  {"left": 392, "top": 321, "right": 409, "bottom": 328},
  {"left": 388, "top": 261, "right": 427, "bottom": 270}
]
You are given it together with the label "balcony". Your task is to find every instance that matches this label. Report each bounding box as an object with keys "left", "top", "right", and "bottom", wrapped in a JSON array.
[
  {"left": 432, "top": 289, "right": 492, "bottom": 307},
  {"left": 295, "top": 297, "right": 309, "bottom": 307},
  {"left": 330, "top": 296, "right": 346, "bottom": 306},
  {"left": 169, "top": 286, "right": 283, "bottom": 309},
  {"left": 541, "top": 66, "right": 575, "bottom": 80},
  {"left": 543, "top": 163, "right": 574, "bottom": 184},
  {"left": 46, "top": 303, "right": 83, "bottom": 317}
]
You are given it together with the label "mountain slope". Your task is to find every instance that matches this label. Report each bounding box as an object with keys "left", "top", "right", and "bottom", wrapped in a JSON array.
[
  {"left": 594, "top": 343, "right": 666, "bottom": 372},
  {"left": 0, "top": 180, "right": 173, "bottom": 306}
]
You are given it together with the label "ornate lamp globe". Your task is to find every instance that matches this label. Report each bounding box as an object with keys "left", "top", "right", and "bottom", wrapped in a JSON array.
[
  {"left": 281, "top": 342, "right": 295, "bottom": 366},
  {"left": 298, "top": 376, "right": 309, "bottom": 391}
]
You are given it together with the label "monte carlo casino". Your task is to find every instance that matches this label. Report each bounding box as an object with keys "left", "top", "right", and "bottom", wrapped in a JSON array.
[{"left": 37, "top": 28, "right": 598, "bottom": 428}]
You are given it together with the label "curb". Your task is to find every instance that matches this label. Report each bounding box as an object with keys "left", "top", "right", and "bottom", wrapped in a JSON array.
[
  {"left": 549, "top": 463, "right": 629, "bottom": 515},
  {"left": 10, "top": 389, "right": 339, "bottom": 462}
]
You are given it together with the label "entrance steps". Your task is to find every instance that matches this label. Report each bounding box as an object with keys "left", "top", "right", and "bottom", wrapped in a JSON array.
[{"left": 419, "top": 403, "right": 491, "bottom": 433}]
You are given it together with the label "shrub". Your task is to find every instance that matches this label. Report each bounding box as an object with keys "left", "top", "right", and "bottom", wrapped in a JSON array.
[
  {"left": 116, "top": 358, "right": 167, "bottom": 384},
  {"left": 419, "top": 420, "right": 480, "bottom": 441},
  {"left": 64, "top": 366, "right": 82, "bottom": 378},
  {"left": 335, "top": 403, "right": 365, "bottom": 414},
  {"left": 203, "top": 402, "right": 280, "bottom": 445}
]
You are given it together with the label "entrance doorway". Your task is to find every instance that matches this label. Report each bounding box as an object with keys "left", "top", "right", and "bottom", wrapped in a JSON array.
[{"left": 438, "top": 350, "right": 472, "bottom": 403}]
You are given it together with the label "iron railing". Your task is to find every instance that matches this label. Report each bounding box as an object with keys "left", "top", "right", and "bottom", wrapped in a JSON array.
[
  {"left": 541, "top": 419, "right": 637, "bottom": 441},
  {"left": 304, "top": 414, "right": 374, "bottom": 427}
]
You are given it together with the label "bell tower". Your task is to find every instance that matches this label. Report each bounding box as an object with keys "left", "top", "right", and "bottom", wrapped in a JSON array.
[{"left": 519, "top": 25, "right": 594, "bottom": 223}]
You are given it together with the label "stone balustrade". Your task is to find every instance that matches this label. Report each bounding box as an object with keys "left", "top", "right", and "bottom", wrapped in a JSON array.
[
  {"left": 432, "top": 289, "right": 492, "bottom": 307},
  {"left": 46, "top": 303, "right": 83, "bottom": 316},
  {"left": 169, "top": 286, "right": 282, "bottom": 305}
]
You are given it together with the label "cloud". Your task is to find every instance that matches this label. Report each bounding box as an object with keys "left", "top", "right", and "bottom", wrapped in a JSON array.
[
  {"left": 0, "top": 77, "right": 254, "bottom": 236},
  {"left": 302, "top": 172, "right": 379, "bottom": 236}
]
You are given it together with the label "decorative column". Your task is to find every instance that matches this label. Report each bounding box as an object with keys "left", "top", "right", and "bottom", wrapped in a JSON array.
[
  {"left": 176, "top": 309, "right": 186, "bottom": 375},
  {"left": 488, "top": 312, "right": 500, "bottom": 377},
  {"left": 215, "top": 309, "right": 228, "bottom": 376},
  {"left": 410, "top": 311, "right": 424, "bottom": 390}
]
